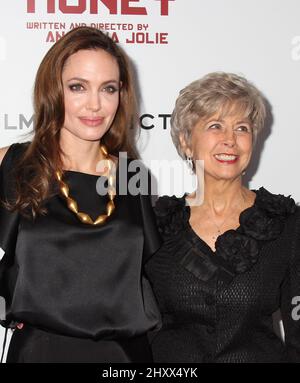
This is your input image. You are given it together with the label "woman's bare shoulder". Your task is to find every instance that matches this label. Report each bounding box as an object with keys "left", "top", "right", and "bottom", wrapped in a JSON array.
[{"left": 0, "top": 146, "right": 11, "bottom": 166}]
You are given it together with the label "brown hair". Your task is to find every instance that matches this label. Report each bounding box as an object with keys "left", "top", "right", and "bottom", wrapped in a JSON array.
[{"left": 7, "top": 26, "right": 139, "bottom": 218}]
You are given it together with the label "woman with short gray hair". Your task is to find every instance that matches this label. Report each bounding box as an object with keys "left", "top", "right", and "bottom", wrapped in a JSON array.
[{"left": 146, "top": 72, "right": 300, "bottom": 362}]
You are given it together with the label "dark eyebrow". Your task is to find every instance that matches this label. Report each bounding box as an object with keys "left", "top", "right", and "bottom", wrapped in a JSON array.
[
  {"left": 66, "top": 77, "right": 120, "bottom": 86},
  {"left": 66, "top": 77, "right": 88, "bottom": 83},
  {"left": 102, "top": 80, "right": 120, "bottom": 86}
]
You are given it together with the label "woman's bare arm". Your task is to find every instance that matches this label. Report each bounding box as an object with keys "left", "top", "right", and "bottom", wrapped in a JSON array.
[{"left": 0, "top": 146, "right": 10, "bottom": 166}]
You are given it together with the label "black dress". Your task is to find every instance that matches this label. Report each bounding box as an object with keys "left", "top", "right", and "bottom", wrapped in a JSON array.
[
  {"left": 145, "top": 191, "right": 300, "bottom": 362},
  {"left": 0, "top": 143, "right": 161, "bottom": 363}
]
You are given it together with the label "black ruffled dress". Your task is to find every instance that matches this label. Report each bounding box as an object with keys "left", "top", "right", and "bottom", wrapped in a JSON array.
[
  {"left": 0, "top": 143, "right": 161, "bottom": 363},
  {"left": 145, "top": 189, "right": 300, "bottom": 362}
]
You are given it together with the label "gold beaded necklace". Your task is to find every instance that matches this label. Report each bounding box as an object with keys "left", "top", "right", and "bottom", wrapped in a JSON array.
[{"left": 55, "top": 145, "right": 116, "bottom": 225}]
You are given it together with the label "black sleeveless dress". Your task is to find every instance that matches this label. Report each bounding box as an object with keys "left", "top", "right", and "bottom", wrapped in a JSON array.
[{"left": 0, "top": 143, "right": 161, "bottom": 363}]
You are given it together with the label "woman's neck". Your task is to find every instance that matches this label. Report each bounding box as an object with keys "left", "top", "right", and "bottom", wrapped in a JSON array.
[
  {"left": 188, "top": 177, "right": 254, "bottom": 216},
  {"left": 204, "top": 180, "right": 247, "bottom": 214},
  {"left": 59, "top": 134, "right": 105, "bottom": 175}
]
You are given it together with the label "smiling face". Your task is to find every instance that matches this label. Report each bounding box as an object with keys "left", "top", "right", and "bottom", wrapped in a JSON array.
[
  {"left": 181, "top": 103, "right": 253, "bottom": 182},
  {"left": 61, "top": 48, "right": 120, "bottom": 143}
]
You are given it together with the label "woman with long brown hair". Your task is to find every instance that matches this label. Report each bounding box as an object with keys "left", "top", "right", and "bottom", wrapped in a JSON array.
[{"left": 0, "top": 26, "right": 161, "bottom": 362}]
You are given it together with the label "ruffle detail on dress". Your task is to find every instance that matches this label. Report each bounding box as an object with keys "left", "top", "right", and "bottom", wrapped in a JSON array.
[
  {"left": 216, "top": 187, "right": 297, "bottom": 277},
  {"left": 155, "top": 188, "right": 297, "bottom": 284},
  {"left": 154, "top": 195, "right": 188, "bottom": 237}
]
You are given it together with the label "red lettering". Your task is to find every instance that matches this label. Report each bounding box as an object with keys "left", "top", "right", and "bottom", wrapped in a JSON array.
[
  {"left": 126, "top": 32, "right": 168, "bottom": 44},
  {"left": 59, "top": 0, "right": 86, "bottom": 14},
  {"left": 48, "top": 0, "right": 55, "bottom": 13},
  {"left": 111, "top": 32, "right": 119, "bottom": 43},
  {"left": 27, "top": 0, "right": 35, "bottom": 12},
  {"left": 160, "top": 32, "right": 168, "bottom": 43},
  {"left": 46, "top": 31, "right": 65, "bottom": 43},
  {"left": 90, "top": 0, "right": 117, "bottom": 14},
  {"left": 121, "top": 0, "right": 147, "bottom": 15},
  {"left": 156, "top": 0, "right": 174, "bottom": 16},
  {"left": 27, "top": 0, "right": 170, "bottom": 15}
]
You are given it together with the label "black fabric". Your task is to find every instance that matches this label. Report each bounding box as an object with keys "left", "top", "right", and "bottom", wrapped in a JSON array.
[
  {"left": 145, "top": 192, "right": 300, "bottom": 363},
  {"left": 0, "top": 143, "right": 161, "bottom": 362},
  {"left": 6, "top": 324, "right": 152, "bottom": 363}
]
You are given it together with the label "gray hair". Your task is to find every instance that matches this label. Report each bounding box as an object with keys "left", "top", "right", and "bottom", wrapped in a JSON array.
[{"left": 171, "top": 72, "right": 266, "bottom": 159}]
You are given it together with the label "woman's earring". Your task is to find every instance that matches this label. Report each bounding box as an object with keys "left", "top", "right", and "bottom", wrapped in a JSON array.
[
  {"left": 242, "top": 170, "right": 246, "bottom": 176},
  {"left": 186, "top": 156, "right": 194, "bottom": 174}
]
